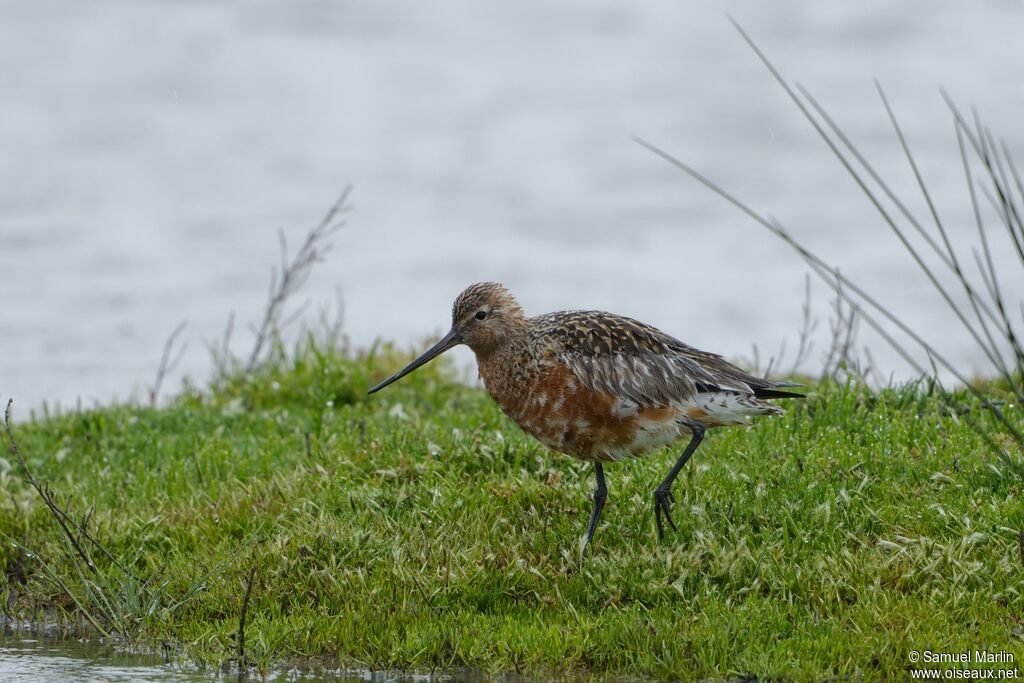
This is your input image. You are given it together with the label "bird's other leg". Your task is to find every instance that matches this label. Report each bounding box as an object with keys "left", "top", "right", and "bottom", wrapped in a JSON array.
[
  {"left": 654, "top": 421, "right": 705, "bottom": 539},
  {"left": 582, "top": 463, "right": 607, "bottom": 558}
]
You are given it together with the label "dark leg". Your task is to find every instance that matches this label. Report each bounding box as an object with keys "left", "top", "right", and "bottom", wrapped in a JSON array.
[
  {"left": 654, "top": 422, "right": 705, "bottom": 539},
  {"left": 582, "top": 463, "right": 607, "bottom": 558}
]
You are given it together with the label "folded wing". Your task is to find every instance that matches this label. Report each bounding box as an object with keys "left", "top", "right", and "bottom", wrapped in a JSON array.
[{"left": 531, "top": 311, "right": 801, "bottom": 409}]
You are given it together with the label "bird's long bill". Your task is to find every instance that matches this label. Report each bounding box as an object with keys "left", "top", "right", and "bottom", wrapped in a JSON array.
[{"left": 367, "top": 327, "right": 460, "bottom": 394}]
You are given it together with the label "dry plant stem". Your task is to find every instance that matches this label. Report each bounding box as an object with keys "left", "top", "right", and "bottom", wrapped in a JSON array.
[
  {"left": 943, "top": 94, "right": 1024, "bottom": 374},
  {"left": 966, "top": 130, "right": 1015, "bottom": 299},
  {"left": 410, "top": 573, "right": 440, "bottom": 617},
  {"left": 796, "top": 84, "right": 973, "bottom": 290},
  {"left": 5, "top": 399, "right": 95, "bottom": 573},
  {"left": 209, "top": 311, "right": 236, "bottom": 378},
  {"left": 238, "top": 565, "right": 257, "bottom": 671},
  {"left": 980, "top": 121, "right": 1024, "bottom": 252},
  {"left": 789, "top": 273, "right": 818, "bottom": 376},
  {"left": 5, "top": 536, "right": 110, "bottom": 637},
  {"left": 958, "top": 124, "right": 1002, "bottom": 306},
  {"left": 876, "top": 85, "right": 1017, "bottom": 384},
  {"left": 770, "top": 49, "right": 1014, "bottom": 386},
  {"left": 974, "top": 175, "right": 1024, "bottom": 375},
  {"left": 761, "top": 274, "right": 819, "bottom": 378},
  {"left": 4, "top": 400, "right": 138, "bottom": 584},
  {"left": 324, "top": 286, "right": 346, "bottom": 341},
  {"left": 750, "top": 343, "right": 762, "bottom": 377},
  {"left": 632, "top": 139, "right": 1024, "bottom": 455},
  {"left": 634, "top": 20, "right": 1024, "bottom": 456},
  {"left": 148, "top": 320, "right": 188, "bottom": 408},
  {"left": 730, "top": 14, "right": 1023, "bottom": 398},
  {"left": 952, "top": 118, "right": 1024, "bottom": 388},
  {"left": 999, "top": 138, "right": 1024, "bottom": 243},
  {"left": 822, "top": 281, "right": 860, "bottom": 379},
  {"left": 760, "top": 339, "right": 782, "bottom": 379},
  {"left": 245, "top": 185, "right": 352, "bottom": 373}
]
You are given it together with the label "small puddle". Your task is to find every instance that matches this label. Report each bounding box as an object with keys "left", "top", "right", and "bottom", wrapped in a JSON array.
[
  {"left": 0, "top": 628, "right": 401, "bottom": 682},
  {"left": 0, "top": 632, "right": 209, "bottom": 682}
]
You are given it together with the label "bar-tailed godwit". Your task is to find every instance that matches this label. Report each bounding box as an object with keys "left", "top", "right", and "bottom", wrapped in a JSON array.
[{"left": 368, "top": 282, "right": 801, "bottom": 556}]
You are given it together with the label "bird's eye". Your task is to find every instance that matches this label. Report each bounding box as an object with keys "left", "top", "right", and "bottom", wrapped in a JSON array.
[{"left": 474, "top": 310, "right": 488, "bottom": 321}]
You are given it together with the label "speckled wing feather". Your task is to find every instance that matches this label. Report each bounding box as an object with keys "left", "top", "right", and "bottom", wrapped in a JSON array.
[{"left": 529, "top": 311, "right": 789, "bottom": 408}]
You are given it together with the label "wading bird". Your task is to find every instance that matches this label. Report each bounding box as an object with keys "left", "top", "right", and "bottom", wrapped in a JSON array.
[{"left": 368, "top": 282, "right": 801, "bottom": 556}]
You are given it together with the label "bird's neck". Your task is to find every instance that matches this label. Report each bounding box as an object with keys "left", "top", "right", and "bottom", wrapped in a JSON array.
[
  {"left": 473, "top": 327, "right": 535, "bottom": 417},
  {"left": 472, "top": 326, "right": 524, "bottom": 367}
]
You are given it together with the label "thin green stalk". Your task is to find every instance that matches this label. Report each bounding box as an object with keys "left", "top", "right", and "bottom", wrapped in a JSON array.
[{"left": 633, "top": 136, "right": 1024, "bottom": 456}]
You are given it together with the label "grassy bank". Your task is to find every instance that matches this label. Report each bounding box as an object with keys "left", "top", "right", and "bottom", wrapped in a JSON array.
[{"left": 1, "top": 337, "right": 1022, "bottom": 680}]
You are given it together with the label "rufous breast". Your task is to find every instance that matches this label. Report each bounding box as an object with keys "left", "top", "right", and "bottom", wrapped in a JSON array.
[{"left": 481, "top": 361, "right": 684, "bottom": 462}]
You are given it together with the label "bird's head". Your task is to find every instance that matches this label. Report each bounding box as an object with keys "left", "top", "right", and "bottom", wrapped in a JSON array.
[
  {"left": 449, "top": 281, "right": 525, "bottom": 354},
  {"left": 367, "top": 282, "right": 526, "bottom": 394}
]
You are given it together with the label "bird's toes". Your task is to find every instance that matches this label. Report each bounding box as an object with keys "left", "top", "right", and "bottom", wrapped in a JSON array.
[{"left": 653, "top": 490, "right": 677, "bottom": 538}]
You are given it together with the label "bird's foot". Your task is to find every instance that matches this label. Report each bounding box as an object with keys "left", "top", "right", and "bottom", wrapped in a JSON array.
[
  {"left": 581, "top": 533, "right": 595, "bottom": 560},
  {"left": 653, "top": 488, "right": 677, "bottom": 539}
]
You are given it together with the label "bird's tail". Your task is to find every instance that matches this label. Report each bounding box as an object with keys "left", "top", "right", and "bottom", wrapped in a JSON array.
[{"left": 753, "top": 381, "right": 805, "bottom": 400}]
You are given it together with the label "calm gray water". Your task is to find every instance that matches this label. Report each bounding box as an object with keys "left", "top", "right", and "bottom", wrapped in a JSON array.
[
  {"left": 2, "top": 1, "right": 1024, "bottom": 409},
  {"left": 0, "top": 633, "right": 209, "bottom": 682},
  {"left": 0, "top": 631, "right": 422, "bottom": 682}
]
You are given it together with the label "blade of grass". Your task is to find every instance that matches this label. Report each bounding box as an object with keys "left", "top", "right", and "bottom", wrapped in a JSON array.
[
  {"left": 727, "top": 16, "right": 1012, "bottom": 380},
  {"left": 632, "top": 135, "right": 1024, "bottom": 457}
]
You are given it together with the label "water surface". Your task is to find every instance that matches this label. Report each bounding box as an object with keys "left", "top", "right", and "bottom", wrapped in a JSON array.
[
  {"left": 2, "top": 1, "right": 1023, "bottom": 408},
  {"left": 0, "top": 630, "right": 424, "bottom": 682},
  {"left": 0, "top": 632, "right": 210, "bottom": 682}
]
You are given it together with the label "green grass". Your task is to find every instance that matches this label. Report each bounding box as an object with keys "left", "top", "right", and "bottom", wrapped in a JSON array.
[{"left": 2, "top": 336, "right": 1023, "bottom": 680}]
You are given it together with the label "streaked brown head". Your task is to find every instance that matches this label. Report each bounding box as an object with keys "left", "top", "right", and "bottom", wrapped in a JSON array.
[
  {"left": 367, "top": 282, "right": 526, "bottom": 394},
  {"left": 450, "top": 282, "right": 526, "bottom": 354}
]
